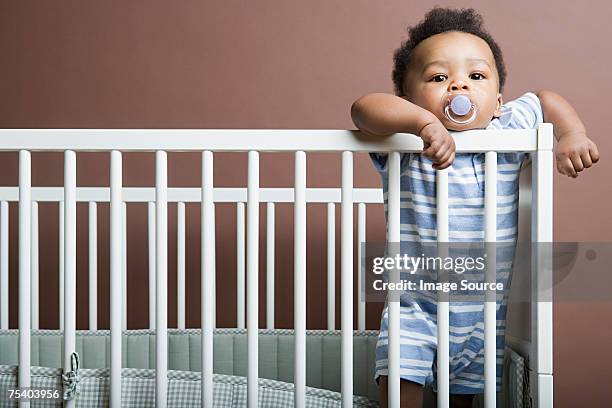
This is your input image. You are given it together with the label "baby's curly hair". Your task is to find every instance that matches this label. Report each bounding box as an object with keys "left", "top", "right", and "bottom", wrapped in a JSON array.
[{"left": 392, "top": 7, "right": 506, "bottom": 96}]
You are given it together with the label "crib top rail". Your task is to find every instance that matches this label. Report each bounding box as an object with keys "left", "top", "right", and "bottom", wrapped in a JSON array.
[
  {"left": 0, "top": 128, "right": 539, "bottom": 152},
  {"left": 0, "top": 187, "right": 384, "bottom": 203}
]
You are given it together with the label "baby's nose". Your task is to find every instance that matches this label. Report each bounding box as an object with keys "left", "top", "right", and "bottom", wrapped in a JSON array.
[{"left": 449, "top": 80, "right": 469, "bottom": 92}]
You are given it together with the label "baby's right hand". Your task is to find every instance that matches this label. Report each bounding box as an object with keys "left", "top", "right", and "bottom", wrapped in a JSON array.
[{"left": 419, "top": 122, "right": 456, "bottom": 170}]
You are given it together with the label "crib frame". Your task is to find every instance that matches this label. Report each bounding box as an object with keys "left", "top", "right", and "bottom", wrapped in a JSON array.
[{"left": 0, "top": 126, "right": 553, "bottom": 408}]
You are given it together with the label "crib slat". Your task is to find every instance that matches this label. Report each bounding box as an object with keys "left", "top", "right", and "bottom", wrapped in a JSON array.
[
  {"left": 0, "top": 201, "right": 8, "bottom": 330},
  {"left": 533, "top": 123, "right": 554, "bottom": 407},
  {"left": 31, "top": 201, "right": 39, "bottom": 330},
  {"left": 18, "top": 150, "right": 32, "bottom": 394},
  {"left": 294, "top": 151, "right": 306, "bottom": 407},
  {"left": 201, "top": 151, "right": 214, "bottom": 407},
  {"left": 63, "top": 150, "right": 77, "bottom": 408},
  {"left": 148, "top": 201, "right": 156, "bottom": 329},
  {"left": 387, "top": 152, "right": 401, "bottom": 408},
  {"left": 247, "top": 150, "right": 259, "bottom": 407},
  {"left": 266, "top": 202, "right": 275, "bottom": 329},
  {"left": 341, "top": 151, "right": 353, "bottom": 407},
  {"left": 89, "top": 202, "right": 98, "bottom": 330},
  {"left": 436, "top": 167, "right": 450, "bottom": 408},
  {"left": 177, "top": 201, "right": 185, "bottom": 330},
  {"left": 122, "top": 202, "right": 127, "bottom": 331},
  {"left": 59, "top": 201, "right": 64, "bottom": 330},
  {"left": 357, "top": 202, "right": 366, "bottom": 331},
  {"left": 485, "top": 151, "right": 498, "bottom": 407},
  {"left": 236, "top": 202, "right": 245, "bottom": 329},
  {"left": 110, "top": 150, "right": 122, "bottom": 407},
  {"left": 327, "top": 202, "right": 335, "bottom": 331},
  {"left": 212, "top": 203, "right": 216, "bottom": 331},
  {"left": 155, "top": 150, "right": 168, "bottom": 407}
]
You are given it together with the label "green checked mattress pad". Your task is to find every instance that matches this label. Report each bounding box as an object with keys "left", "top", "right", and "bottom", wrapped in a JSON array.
[{"left": 0, "top": 328, "right": 380, "bottom": 407}]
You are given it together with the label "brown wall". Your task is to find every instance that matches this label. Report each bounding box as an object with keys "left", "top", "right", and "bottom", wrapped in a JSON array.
[{"left": 1, "top": 1, "right": 610, "bottom": 406}]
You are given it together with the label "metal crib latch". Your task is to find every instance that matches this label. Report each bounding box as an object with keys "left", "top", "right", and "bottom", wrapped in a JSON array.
[{"left": 62, "top": 352, "right": 81, "bottom": 401}]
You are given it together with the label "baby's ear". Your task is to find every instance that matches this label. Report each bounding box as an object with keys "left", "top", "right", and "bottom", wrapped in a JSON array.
[{"left": 493, "top": 93, "right": 503, "bottom": 117}]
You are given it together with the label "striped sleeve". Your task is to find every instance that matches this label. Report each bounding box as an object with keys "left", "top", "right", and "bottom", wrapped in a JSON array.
[
  {"left": 498, "top": 92, "right": 544, "bottom": 129},
  {"left": 494, "top": 92, "right": 544, "bottom": 168},
  {"left": 369, "top": 152, "right": 389, "bottom": 172}
]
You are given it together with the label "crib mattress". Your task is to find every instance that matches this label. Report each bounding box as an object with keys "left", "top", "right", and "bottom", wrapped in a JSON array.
[
  {"left": 0, "top": 329, "right": 528, "bottom": 407},
  {"left": 0, "top": 328, "right": 380, "bottom": 407}
]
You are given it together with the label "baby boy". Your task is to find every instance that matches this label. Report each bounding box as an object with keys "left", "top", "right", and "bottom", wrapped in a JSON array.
[{"left": 351, "top": 7, "right": 599, "bottom": 408}]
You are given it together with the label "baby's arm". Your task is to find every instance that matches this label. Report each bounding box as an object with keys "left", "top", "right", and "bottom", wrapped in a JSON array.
[
  {"left": 536, "top": 90, "right": 600, "bottom": 177},
  {"left": 351, "top": 93, "right": 456, "bottom": 170}
]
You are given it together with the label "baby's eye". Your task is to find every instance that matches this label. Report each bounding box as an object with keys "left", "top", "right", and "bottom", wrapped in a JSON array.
[
  {"left": 470, "top": 73, "right": 486, "bottom": 80},
  {"left": 430, "top": 74, "right": 447, "bottom": 82}
]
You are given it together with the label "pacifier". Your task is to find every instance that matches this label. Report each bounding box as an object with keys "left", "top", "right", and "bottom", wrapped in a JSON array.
[{"left": 443, "top": 93, "right": 478, "bottom": 125}]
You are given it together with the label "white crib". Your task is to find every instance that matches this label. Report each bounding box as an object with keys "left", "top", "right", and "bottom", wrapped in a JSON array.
[{"left": 0, "top": 127, "right": 553, "bottom": 407}]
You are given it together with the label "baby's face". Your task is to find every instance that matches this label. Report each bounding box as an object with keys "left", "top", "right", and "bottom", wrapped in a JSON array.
[{"left": 402, "top": 31, "right": 502, "bottom": 131}]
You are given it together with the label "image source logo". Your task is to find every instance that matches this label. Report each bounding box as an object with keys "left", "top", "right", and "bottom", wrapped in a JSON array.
[{"left": 361, "top": 241, "right": 610, "bottom": 303}]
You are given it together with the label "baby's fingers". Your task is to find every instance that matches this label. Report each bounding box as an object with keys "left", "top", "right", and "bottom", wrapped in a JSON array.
[
  {"left": 422, "top": 142, "right": 440, "bottom": 159},
  {"left": 427, "top": 145, "right": 451, "bottom": 165},
  {"left": 557, "top": 157, "right": 577, "bottom": 177},
  {"left": 569, "top": 153, "right": 584, "bottom": 175},
  {"left": 590, "top": 143, "right": 600, "bottom": 164},
  {"left": 424, "top": 138, "right": 452, "bottom": 159},
  {"left": 433, "top": 151, "right": 455, "bottom": 170},
  {"left": 580, "top": 150, "right": 593, "bottom": 169},
  {"left": 434, "top": 147, "right": 452, "bottom": 165}
]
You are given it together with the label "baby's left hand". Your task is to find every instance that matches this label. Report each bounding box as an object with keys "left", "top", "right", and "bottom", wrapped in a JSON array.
[{"left": 555, "top": 132, "right": 600, "bottom": 178}]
